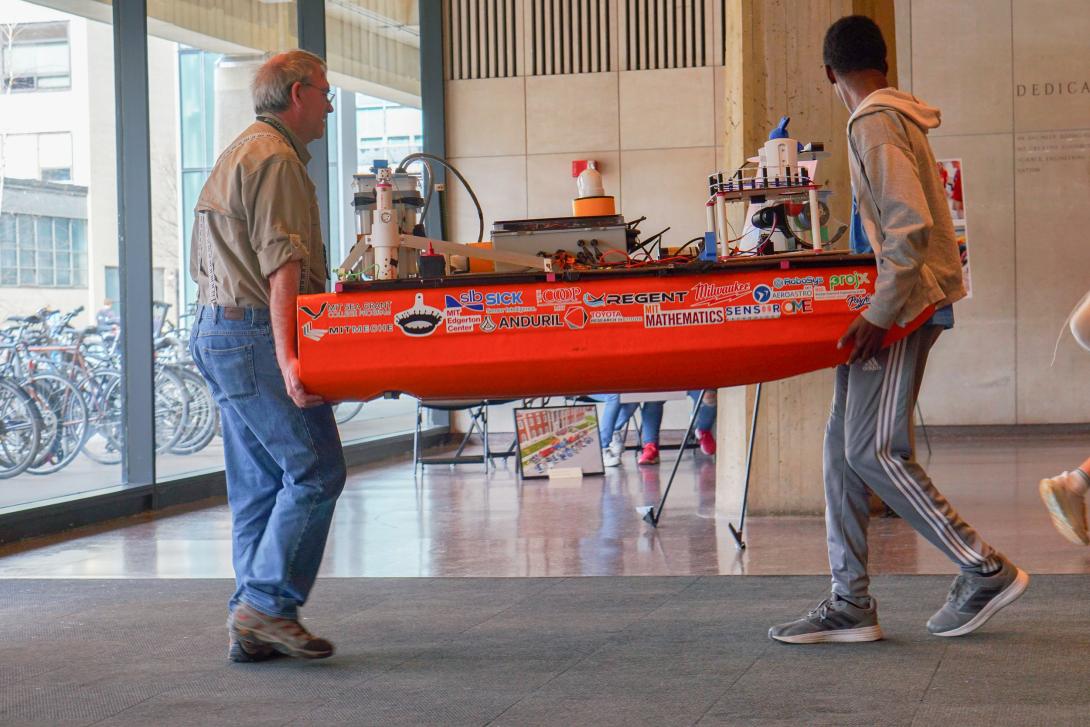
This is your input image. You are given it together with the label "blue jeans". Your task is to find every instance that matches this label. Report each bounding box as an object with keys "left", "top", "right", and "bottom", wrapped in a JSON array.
[
  {"left": 595, "top": 391, "right": 716, "bottom": 446},
  {"left": 189, "top": 305, "right": 346, "bottom": 619}
]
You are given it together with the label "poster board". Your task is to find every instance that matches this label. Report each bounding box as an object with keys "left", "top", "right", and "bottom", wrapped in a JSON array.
[
  {"left": 937, "top": 158, "right": 972, "bottom": 298},
  {"left": 514, "top": 405, "right": 603, "bottom": 478}
]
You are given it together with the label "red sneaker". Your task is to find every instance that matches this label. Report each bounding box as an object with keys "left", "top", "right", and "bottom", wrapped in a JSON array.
[
  {"left": 638, "top": 443, "right": 660, "bottom": 465},
  {"left": 695, "top": 429, "right": 716, "bottom": 456}
]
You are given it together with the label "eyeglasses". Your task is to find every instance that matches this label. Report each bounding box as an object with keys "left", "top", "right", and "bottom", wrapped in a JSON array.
[{"left": 300, "top": 81, "right": 335, "bottom": 104}]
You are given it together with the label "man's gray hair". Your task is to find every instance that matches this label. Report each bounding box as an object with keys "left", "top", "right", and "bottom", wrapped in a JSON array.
[{"left": 252, "top": 49, "right": 327, "bottom": 114}]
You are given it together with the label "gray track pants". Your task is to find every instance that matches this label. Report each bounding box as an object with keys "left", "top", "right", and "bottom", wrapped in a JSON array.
[{"left": 824, "top": 325, "right": 1001, "bottom": 599}]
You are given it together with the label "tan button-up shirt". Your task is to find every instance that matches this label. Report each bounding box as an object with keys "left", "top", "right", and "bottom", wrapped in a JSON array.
[{"left": 190, "top": 116, "right": 327, "bottom": 308}]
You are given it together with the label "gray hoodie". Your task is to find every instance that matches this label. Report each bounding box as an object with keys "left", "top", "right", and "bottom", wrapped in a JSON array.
[{"left": 847, "top": 88, "right": 966, "bottom": 329}]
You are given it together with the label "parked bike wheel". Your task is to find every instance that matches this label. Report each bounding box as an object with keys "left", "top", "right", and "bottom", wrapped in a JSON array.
[
  {"left": 154, "top": 366, "right": 189, "bottom": 453},
  {"left": 82, "top": 370, "right": 123, "bottom": 465},
  {"left": 24, "top": 373, "right": 89, "bottom": 475},
  {"left": 168, "top": 366, "right": 218, "bottom": 455},
  {"left": 0, "top": 378, "right": 42, "bottom": 479}
]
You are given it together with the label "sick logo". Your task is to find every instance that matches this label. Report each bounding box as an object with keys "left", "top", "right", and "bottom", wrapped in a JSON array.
[{"left": 394, "top": 294, "right": 444, "bottom": 337}]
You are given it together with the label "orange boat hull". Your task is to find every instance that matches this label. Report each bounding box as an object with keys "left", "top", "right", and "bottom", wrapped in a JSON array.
[{"left": 297, "top": 253, "right": 929, "bottom": 401}]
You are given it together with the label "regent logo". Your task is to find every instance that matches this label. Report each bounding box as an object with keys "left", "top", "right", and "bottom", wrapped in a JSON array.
[
  {"left": 299, "top": 302, "right": 327, "bottom": 321},
  {"left": 564, "top": 307, "right": 588, "bottom": 330},
  {"left": 583, "top": 291, "right": 689, "bottom": 307},
  {"left": 691, "top": 281, "right": 752, "bottom": 305},
  {"left": 828, "top": 272, "right": 870, "bottom": 290},
  {"left": 537, "top": 287, "right": 581, "bottom": 306},
  {"left": 394, "top": 294, "right": 444, "bottom": 337}
]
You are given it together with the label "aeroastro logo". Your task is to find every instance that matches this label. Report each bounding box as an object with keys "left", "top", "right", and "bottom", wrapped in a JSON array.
[
  {"left": 829, "top": 272, "right": 870, "bottom": 290},
  {"left": 394, "top": 294, "right": 444, "bottom": 337}
]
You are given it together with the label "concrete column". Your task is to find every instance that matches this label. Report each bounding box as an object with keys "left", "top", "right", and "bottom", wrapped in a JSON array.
[
  {"left": 715, "top": 0, "right": 897, "bottom": 518},
  {"left": 213, "top": 55, "right": 264, "bottom": 157}
]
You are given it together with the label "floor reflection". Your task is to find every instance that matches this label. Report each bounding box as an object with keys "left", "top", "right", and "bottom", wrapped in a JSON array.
[{"left": 2, "top": 433, "right": 1089, "bottom": 579}]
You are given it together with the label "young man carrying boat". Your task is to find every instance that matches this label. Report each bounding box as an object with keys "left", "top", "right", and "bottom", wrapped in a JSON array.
[{"left": 768, "top": 16, "right": 1028, "bottom": 644}]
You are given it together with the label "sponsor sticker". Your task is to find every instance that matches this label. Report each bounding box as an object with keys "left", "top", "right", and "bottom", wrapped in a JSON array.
[
  {"left": 589, "top": 310, "right": 642, "bottom": 324},
  {"left": 773, "top": 275, "right": 824, "bottom": 289},
  {"left": 325, "top": 301, "right": 391, "bottom": 318},
  {"left": 564, "top": 307, "right": 588, "bottom": 330},
  {"left": 536, "top": 287, "right": 582, "bottom": 307},
  {"left": 753, "top": 285, "right": 773, "bottom": 304},
  {"left": 813, "top": 287, "right": 856, "bottom": 300},
  {"left": 394, "top": 294, "right": 444, "bottom": 337},
  {"left": 449, "top": 289, "right": 524, "bottom": 311},
  {"left": 327, "top": 323, "right": 394, "bottom": 335},
  {"left": 584, "top": 291, "right": 689, "bottom": 307},
  {"left": 690, "top": 281, "right": 752, "bottom": 305},
  {"left": 723, "top": 304, "right": 781, "bottom": 321},
  {"left": 643, "top": 305, "right": 725, "bottom": 328},
  {"left": 444, "top": 310, "right": 481, "bottom": 333},
  {"left": 828, "top": 272, "right": 870, "bottom": 289},
  {"left": 302, "top": 321, "right": 327, "bottom": 341},
  {"left": 779, "top": 299, "right": 813, "bottom": 315},
  {"left": 299, "top": 302, "right": 328, "bottom": 321},
  {"left": 497, "top": 314, "right": 563, "bottom": 330},
  {"left": 846, "top": 293, "right": 871, "bottom": 311}
]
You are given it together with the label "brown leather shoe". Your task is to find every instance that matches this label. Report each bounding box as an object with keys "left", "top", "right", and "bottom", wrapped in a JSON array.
[{"left": 228, "top": 603, "right": 334, "bottom": 659}]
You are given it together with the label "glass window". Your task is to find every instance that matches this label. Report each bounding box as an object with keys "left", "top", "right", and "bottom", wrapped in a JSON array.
[
  {"left": 0, "top": 213, "right": 86, "bottom": 288},
  {"left": 150, "top": 3, "right": 298, "bottom": 481},
  {"left": 0, "top": 5, "right": 118, "bottom": 510},
  {"left": 0, "top": 21, "right": 70, "bottom": 91}
]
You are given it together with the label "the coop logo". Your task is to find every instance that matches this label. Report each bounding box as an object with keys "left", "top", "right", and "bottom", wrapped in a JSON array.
[{"left": 537, "top": 287, "right": 582, "bottom": 306}]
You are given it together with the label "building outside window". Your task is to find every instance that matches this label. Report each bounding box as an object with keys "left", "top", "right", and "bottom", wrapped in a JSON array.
[
  {"left": 0, "top": 20, "right": 70, "bottom": 92},
  {"left": 356, "top": 93, "right": 422, "bottom": 169},
  {"left": 0, "top": 211, "right": 85, "bottom": 287},
  {"left": 2, "top": 131, "right": 72, "bottom": 181}
]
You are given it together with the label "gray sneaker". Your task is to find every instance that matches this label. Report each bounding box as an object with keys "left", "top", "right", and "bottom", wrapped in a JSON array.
[
  {"left": 769, "top": 595, "right": 883, "bottom": 644},
  {"left": 927, "top": 559, "right": 1029, "bottom": 637}
]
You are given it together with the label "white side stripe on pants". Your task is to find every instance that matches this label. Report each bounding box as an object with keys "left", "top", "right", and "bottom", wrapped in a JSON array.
[{"left": 873, "top": 337, "right": 988, "bottom": 568}]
